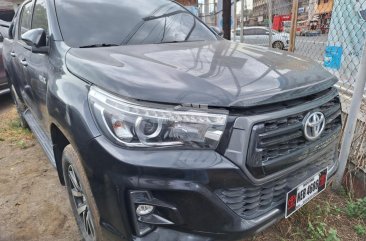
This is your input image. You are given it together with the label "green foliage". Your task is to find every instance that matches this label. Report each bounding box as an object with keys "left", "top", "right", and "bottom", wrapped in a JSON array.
[
  {"left": 9, "top": 119, "right": 22, "bottom": 129},
  {"left": 354, "top": 224, "right": 366, "bottom": 236},
  {"left": 16, "top": 140, "right": 27, "bottom": 149},
  {"left": 306, "top": 222, "right": 340, "bottom": 241},
  {"left": 347, "top": 198, "right": 366, "bottom": 219},
  {"left": 325, "top": 228, "right": 340, "bottom": 241},
  {"left": 307, "top": 221, "right": 327, "bottom": 240}
]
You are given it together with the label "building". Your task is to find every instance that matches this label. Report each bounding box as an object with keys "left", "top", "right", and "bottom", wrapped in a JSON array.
[
  {"left": 252, "top": 0, "right": 268, "bottom": 23},
  {"left": 252, "top": 0, "right": 291, "bottom": 25},
  {"left": 313, "top": 0, "right": 334, "bottom": 33},
  {"left": 298, "top": 0, "right": 310, "bottom": 21},
  {"left": 177, "top": 0, "right": 198, "bottom": 5}
]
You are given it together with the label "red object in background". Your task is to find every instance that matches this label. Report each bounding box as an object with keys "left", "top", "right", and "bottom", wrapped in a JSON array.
[{"left": 272, "top": 15, "right": 291, "bottom": 32}]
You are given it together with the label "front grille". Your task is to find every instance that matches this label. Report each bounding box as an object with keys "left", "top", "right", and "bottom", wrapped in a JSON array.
[
  {"left": 247, "top": 95, "right": 342, "bottom": 177},
  {"left": 216, "top": 179, "right": 287, "bottom": 218},
  {"left": 216, "top": 149, "right": 337, "bottom": 219}
]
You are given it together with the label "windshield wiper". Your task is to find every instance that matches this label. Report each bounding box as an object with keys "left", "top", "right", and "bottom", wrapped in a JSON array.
[
  {"left": 79, "top": 43, "right": 119, "bottom": 48},
  {"left": 143, "top": 10, "right": 186, "bottom": 21},
  {"left": 159, "top": 40, "right": 203, "bottom": 44}
]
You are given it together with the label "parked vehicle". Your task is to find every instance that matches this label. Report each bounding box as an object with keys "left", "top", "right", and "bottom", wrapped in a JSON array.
[
  {"left": 233, "top": 26, "right": 290, "bottom": 50},
  {"left": 272, "top": 15, "right": 291, "bottom": 32},
  {"left": 0, "top": 20, "right": 10, "bottom": 95},
  {"left": 300, "top": 29, "right": 322, "bottom": 37},
  {"left": 3, "top": 0, "right": 342, "bottom": 241}
]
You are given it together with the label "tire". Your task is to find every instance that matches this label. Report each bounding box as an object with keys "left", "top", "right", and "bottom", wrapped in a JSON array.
[
  {"left": 10, "top": 85, "right": 28, "bottom": 129},
  {"left": 272, "top": 41, "right": 284, "bottom": 50},
  {"left": 62, "top": 145, "right": 103, "bottom": 241}
]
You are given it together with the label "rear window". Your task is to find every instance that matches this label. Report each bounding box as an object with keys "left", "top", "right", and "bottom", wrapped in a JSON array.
[{"left": 55, "top": 0, "right": 217, "bottom": 48}]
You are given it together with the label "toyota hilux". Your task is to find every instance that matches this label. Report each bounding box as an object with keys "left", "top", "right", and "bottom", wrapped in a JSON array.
[{"left": 2, "top": 0, "right": 342, "bottom": 241}]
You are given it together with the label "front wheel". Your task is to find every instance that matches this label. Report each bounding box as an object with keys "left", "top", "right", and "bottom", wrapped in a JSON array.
[
  {"left": 272, "top": 41, "right": 284, "bottom": 50},
  {"left": 62, "top": 145, "right": 103, "bottom": 241}
]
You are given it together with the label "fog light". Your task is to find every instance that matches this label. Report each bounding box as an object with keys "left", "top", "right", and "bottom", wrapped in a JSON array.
[{"left": 136, "top": 205, "right": 154, "bottom": 216}]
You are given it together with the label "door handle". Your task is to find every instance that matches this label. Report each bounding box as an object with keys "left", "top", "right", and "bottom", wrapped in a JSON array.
[
  {"left": 20, "top": 59, "right": 28, "bottom": 67},
  {"left": 10, "top": 52, "right": 16, "bottom": 57}
]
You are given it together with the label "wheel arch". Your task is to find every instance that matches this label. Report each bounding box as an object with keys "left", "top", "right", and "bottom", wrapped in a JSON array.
[{"left": 51, "top": 123, "right": 70, "bottom": 185}]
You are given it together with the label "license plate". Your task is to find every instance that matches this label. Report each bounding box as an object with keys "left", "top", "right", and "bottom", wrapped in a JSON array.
[{"left": 285, "top": 168, "right": 328, "bottom": 218}]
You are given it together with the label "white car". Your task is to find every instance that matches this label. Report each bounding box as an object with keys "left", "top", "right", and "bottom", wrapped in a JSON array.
[{"left": 232, "top": 26, "right": 290, "bottom": 50}]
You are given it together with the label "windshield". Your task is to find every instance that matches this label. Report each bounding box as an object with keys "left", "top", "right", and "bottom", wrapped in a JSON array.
[{"left": 55, "top": 0, "right": 217, "bottom": 48}]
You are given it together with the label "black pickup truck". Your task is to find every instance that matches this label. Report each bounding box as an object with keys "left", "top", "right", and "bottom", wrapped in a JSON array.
[{"left": 2, "top": 1, "right": 342, "bottom": 241}]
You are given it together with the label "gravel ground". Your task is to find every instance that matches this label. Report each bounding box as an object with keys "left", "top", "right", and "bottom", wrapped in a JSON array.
[{"left": 0, "top": 94, "right": 364, "bottom": 241}]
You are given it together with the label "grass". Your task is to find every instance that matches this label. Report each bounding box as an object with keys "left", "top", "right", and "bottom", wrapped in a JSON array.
[
  {"left": 354, "top": 224, "right": 366, "bottom": 237},
  {"left": 0, "top": 109, "right": 34, "bottom": 149},
  {"left": 251, "top": 188, "right": 366, "bottom": 241},
  {"left": 346, "top": 197, "right": 366, "bottom": 219}
]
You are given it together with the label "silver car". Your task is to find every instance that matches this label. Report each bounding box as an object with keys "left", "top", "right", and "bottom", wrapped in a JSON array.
[{"left": 232, "top": 26, "right": 290, "bottom": 50}]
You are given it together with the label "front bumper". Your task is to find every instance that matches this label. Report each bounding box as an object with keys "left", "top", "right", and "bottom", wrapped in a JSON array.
[{"left": 79, "top": 134, "right": 339, "bottom": 241}]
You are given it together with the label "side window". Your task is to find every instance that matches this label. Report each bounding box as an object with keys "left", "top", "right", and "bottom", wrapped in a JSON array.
[
  {"left": 32, "top": 0, "right": 49, "bottom": 35},
  {"left": 19, "top": 2, "right": 34, "bottom": 37},
  {"left": 255, "top": 29, "right": 268, "bottom": 35},
  {"left": 244, "top": 29, "right": 256, "bottom": 36}
]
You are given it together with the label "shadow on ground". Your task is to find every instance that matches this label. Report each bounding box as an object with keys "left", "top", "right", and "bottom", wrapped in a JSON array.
[{"left": 0, "top": 93, "right": 13, "bottom": 115}]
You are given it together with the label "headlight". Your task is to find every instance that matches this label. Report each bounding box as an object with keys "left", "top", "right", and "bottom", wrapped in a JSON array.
[{"left": 88, "top": 86, "right": 228, "bottom": 149}]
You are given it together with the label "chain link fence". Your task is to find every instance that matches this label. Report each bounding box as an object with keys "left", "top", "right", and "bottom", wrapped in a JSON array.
[
  {"left": 290, "top": 0, "right": 366, "bottom": 175},
  {"left": 199, "top": 0, "right": 366, "bottom": 175}
]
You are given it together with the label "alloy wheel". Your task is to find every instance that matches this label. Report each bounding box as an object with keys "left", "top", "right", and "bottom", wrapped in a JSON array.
[
  {"left": 274, "top": 42, "right": 284, "bottom": 50},
  {"left": 67, "top": 164, "right": 96, "bottom": 240}
]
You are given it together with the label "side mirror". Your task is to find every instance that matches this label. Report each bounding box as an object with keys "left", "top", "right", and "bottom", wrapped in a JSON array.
[
  {"left": 21, "top": 28, "right": 49, "bottom": 54},
  {"left": 210, "top": 26, "right": 223, "bottom": 36}
]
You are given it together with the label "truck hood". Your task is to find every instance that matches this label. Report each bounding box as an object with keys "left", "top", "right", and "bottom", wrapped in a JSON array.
[{"left": 66, "top": 40, "right": 337, "bottom": 107}]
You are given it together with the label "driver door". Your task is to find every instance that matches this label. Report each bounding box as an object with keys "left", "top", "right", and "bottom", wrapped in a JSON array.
[{"left": 24, "top": 0, "right": 50, "bottom": 132}]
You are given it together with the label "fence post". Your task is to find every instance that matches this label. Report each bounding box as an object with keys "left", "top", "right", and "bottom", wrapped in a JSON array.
[
  {"left": 289, "top": 0, "right": 298, "bottom": 52},
  {"left": 240, "top": 0, "right": 244, "bottom": 43},
  {"left": 204, "top": 0, "right": 210, "bottom": 24},
  {"left": 267, "top": 0, "right": 273, "bottom": 48},
  {"left": 333, "top": 40, "right": 366, "bottom": 189}
]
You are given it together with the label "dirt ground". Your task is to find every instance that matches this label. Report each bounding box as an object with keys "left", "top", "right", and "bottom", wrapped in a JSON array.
[
  {"left": 0, "top": 94, "right": 80, "bottom": 241},
  {"left": 0, "top": 93, "right": 364, "bottom": 241}
]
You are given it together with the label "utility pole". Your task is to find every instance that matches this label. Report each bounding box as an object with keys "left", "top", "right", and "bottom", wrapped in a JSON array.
[
  {"left": 223, "top": 0, "right": 232, "bottom": 40},
  {"left": 333, "top": 40, "right": 366, "bottom": 189},
  {"left": 289, "top": 0, "right": 298, "bottom": 52},
  {"left": 240, "top": 0, "right": 245, "bottom": 43},
  {"left": 233, "top": 0, "right": 237, "bottom": 41},
  {"left": 267, "top": 0, "right": 273, "bottom": 48}
]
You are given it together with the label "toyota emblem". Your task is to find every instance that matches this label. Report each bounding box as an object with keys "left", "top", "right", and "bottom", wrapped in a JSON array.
[{"left": 303, "top": 112, "right": 326, "bottom": 141}]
